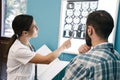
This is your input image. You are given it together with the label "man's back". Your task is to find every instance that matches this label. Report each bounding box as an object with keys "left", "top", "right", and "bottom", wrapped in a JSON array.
[
  {"left": 94, "top": 60, "right": 120, "bottom": 80},
  {"left": 62, "top": 43, "right": 120, "bottom": 80}
]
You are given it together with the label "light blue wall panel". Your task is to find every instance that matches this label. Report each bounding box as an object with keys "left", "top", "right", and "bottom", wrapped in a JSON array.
[
  {"left": 115, "top": 4, "right": 120, "bottom": 53},
  {"left": 27, "top": 0, "right": 61, "bottom": 51}
]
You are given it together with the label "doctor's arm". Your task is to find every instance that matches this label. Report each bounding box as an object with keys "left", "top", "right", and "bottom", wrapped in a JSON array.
[{"left": 29, "top": 39, "right": 71, "bottom": 64}]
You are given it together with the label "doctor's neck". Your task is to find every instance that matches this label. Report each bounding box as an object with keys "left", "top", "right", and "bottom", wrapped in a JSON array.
[{"left": 18, "top": 35, "right": 31, "bottom": 46}]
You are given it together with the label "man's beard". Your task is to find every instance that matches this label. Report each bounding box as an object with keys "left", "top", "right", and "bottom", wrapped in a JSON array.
[{"left": 85, "top": 31, "right": 92, "bottom": 47}]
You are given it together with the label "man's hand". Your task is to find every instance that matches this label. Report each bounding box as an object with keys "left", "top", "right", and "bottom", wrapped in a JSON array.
[{"left": 78, "top": 44, "right": 91, "bottom": 54}]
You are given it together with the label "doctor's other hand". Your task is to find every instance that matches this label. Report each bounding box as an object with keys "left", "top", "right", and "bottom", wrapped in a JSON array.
[{"left": 78, "top": 44, "right": 91, "bottom": 54}]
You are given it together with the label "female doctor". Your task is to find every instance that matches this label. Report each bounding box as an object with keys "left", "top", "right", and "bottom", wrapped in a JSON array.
[{"left": 7, "top": 14, "right": 71, "bottom": 80}]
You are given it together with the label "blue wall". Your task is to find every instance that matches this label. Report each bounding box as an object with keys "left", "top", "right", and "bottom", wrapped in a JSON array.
[
  {"left": 115, "top": 4, "right": 120, "bottom": 53},
  {"left": 27, "top": 1, "right": 120, "bottom": 53},
  {"left": 27, "top": 0, "right": 61, "bottom": 51}
]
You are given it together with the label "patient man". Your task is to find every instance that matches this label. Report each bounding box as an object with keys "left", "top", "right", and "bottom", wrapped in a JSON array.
[{"left": 62, "top": 10, "right": 120, "bottom": 80}]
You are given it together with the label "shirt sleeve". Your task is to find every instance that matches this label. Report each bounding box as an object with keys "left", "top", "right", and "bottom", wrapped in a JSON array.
[
  {"left": 62, "top": 57, "right": 95, "bottom": 80},
  {"left": 14, "top": 47, "right": 36, "bottom": 65},
  {"left": 62, "top": 57, "right": 80, "bottom": 80}
]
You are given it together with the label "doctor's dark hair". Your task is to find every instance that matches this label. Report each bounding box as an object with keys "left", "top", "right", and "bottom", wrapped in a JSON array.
[
  {"left": 12, "top": 14, "right": 33, "bottom": 37},
  {"left": 86, "top": 10, "right": 114, "bottom": 39},
  {"left": 7, "top": 14, "right": 33, "bottom": 55}
]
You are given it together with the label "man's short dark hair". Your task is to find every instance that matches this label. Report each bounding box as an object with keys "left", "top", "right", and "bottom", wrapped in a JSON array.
[{"left": 86, "top": 10, "right": 114, "bottom": 39}]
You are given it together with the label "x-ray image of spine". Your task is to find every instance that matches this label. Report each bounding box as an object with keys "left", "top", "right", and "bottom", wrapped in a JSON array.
[{"left": 63, "top": 0, "right": 99, "bottom": 39}]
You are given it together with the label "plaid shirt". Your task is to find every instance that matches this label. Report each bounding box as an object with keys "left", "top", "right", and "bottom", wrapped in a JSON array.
[{"left": 62, "top": 43, "right": 120, "bottom": 80}]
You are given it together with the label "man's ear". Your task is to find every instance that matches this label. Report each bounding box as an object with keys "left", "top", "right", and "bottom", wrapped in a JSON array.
[{"left": 87, "top": 25, "right": 93, "bottom": 36}]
